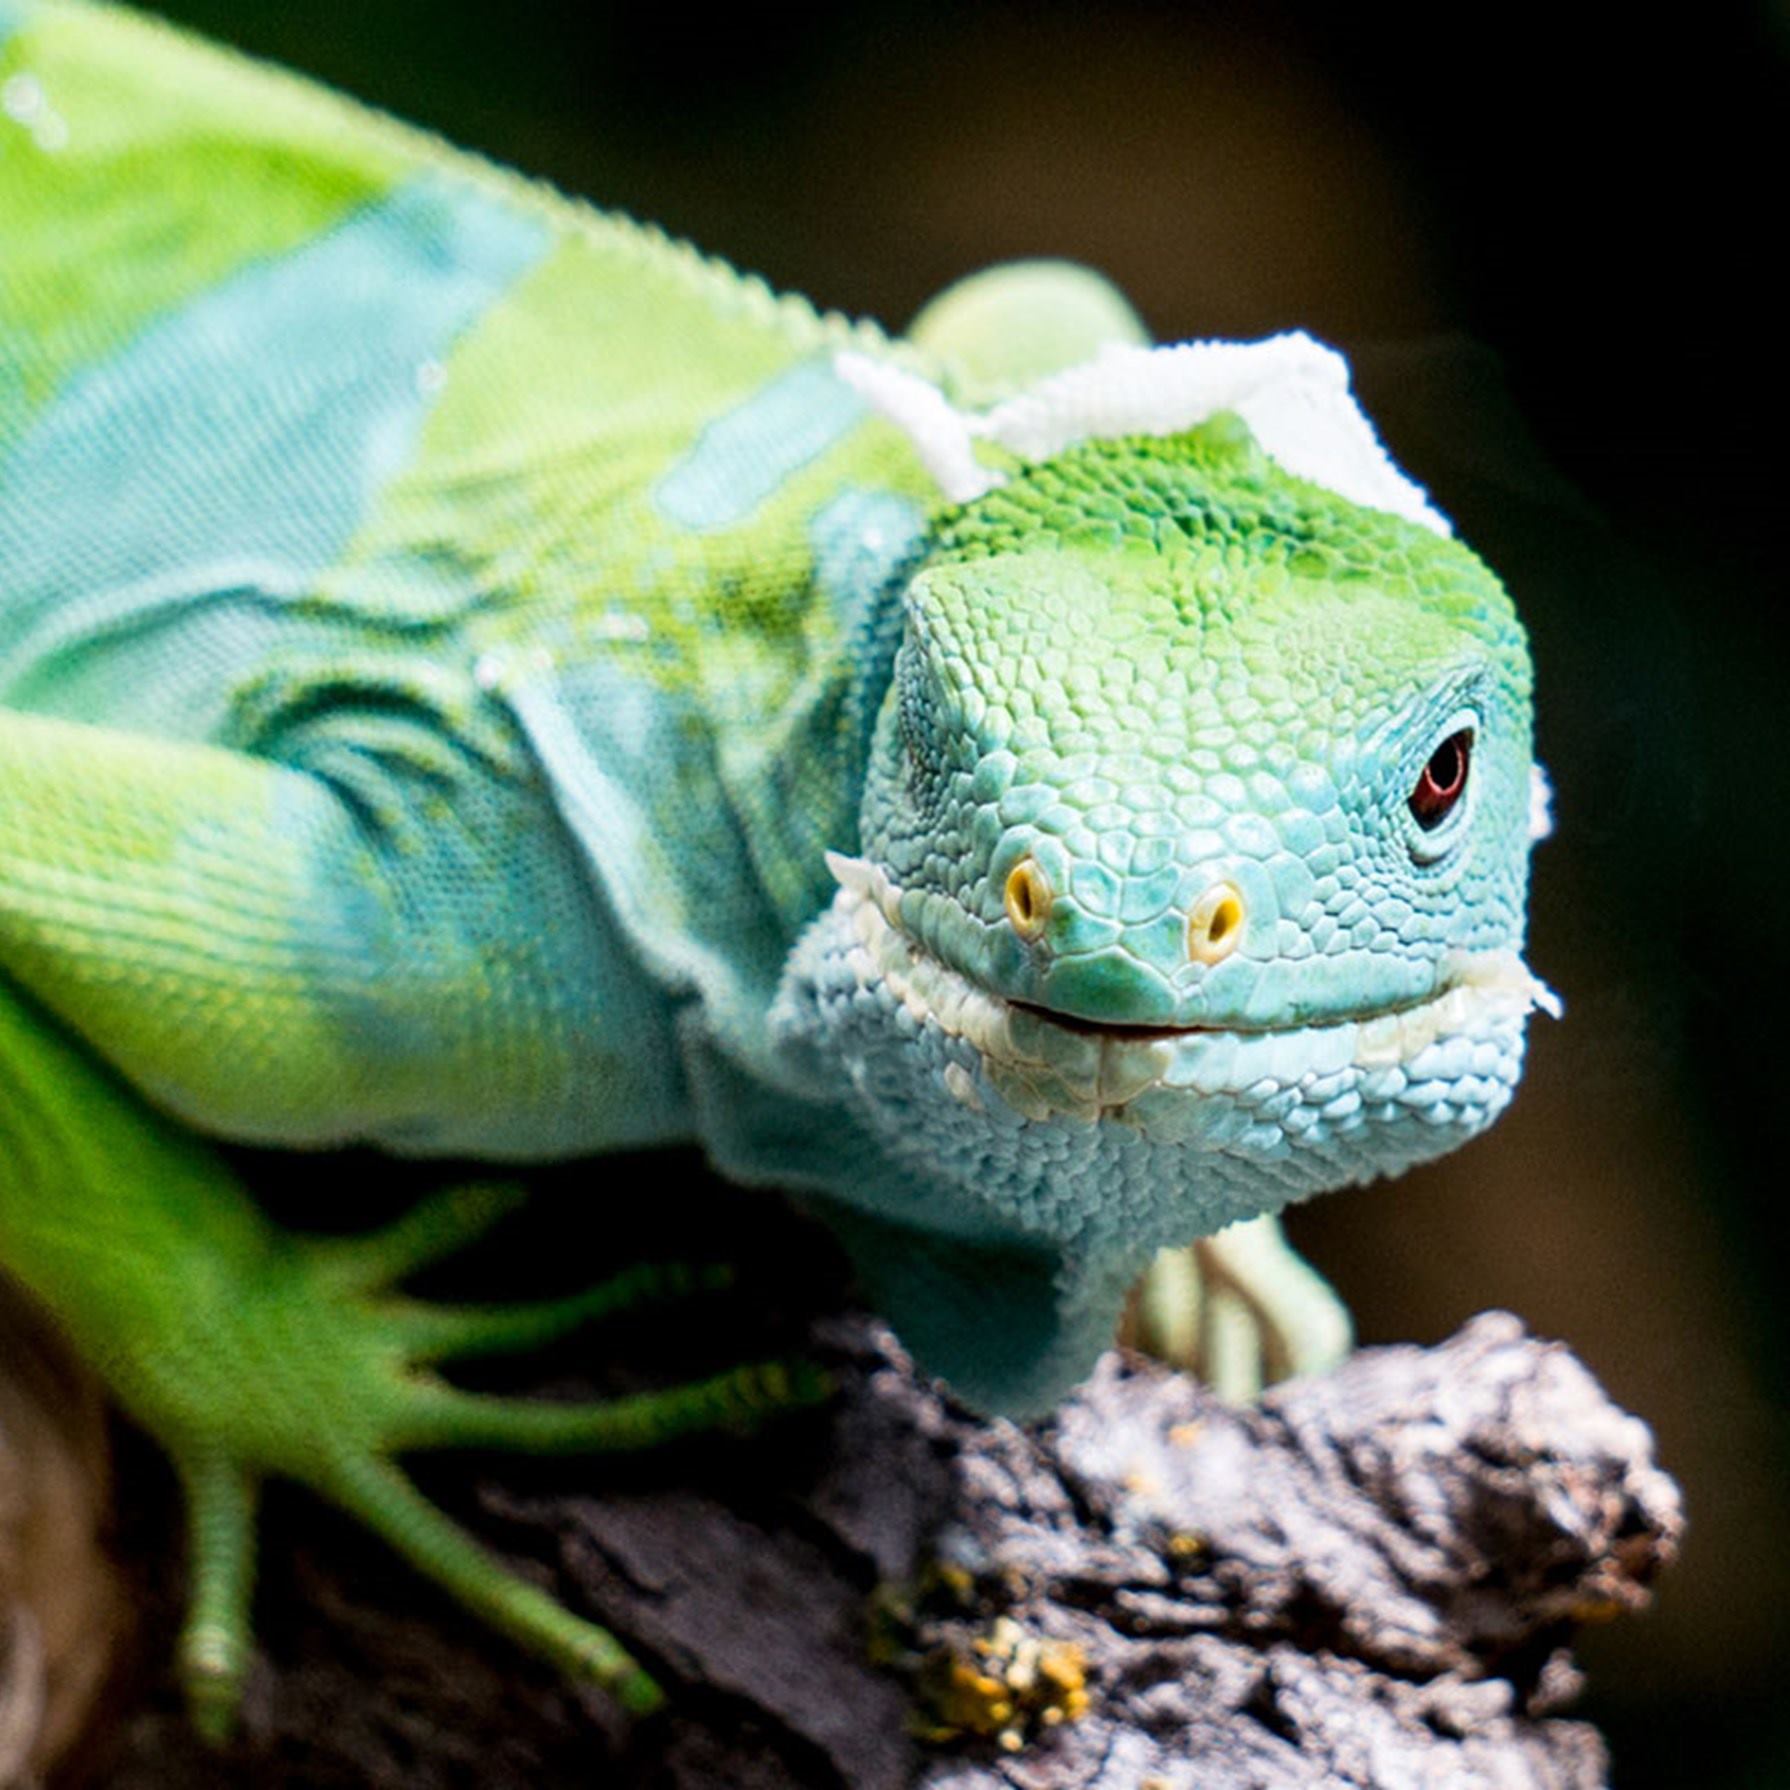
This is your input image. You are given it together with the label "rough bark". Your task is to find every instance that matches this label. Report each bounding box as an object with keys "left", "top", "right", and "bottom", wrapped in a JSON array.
[
  {"left": 85, "top": 1305, "right": 1680, "bottom": 1790},
  {"left": 0, "top": 1294, "right": 127, "bottom": 1790}
]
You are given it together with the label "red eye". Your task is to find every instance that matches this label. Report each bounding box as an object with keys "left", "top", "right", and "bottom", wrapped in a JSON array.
[{"left": 1409, "top": 729, "right": 1472, "bottom": 829}]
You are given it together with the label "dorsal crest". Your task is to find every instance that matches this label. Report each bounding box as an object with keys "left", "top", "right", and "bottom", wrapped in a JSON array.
[{"left": 835, "top": 333, "right": 1451, "bottom": 536}]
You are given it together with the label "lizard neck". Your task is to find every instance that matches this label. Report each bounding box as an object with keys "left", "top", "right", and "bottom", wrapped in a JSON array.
[
  {"left": 482, "top": 378, "right": 942, "bottom": 1083},
  {"left": 496, "top": 349, "right": 940, "bottom": 895}
]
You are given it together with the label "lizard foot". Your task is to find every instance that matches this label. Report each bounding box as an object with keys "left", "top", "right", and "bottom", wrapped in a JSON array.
[
  {"left": 147, "top": 1182, "right": 826, "bottom": 1741},
  {"left": 1120, "top": 1214, "right": 1353, "bottom": 1404}
]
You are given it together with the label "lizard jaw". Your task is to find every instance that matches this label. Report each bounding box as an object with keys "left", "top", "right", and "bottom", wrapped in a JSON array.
[{"left": 823, "top": 850, "right": 1558, "bottom": 1126}]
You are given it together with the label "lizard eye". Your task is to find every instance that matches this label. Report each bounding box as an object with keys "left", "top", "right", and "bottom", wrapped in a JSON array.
[{"left": 1408, "top": 728, "right": 1473, "bottom": 830}]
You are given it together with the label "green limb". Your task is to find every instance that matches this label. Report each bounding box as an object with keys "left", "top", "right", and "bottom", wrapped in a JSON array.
[
  {"left": 307, "top": 1181, "right": 528, "bottom": 1293},
  {"left": 391, "top": 1260, "right": 733, "bottom": 1362},
  {"left": 0, "top": 706, "right": 455, "bottom": 1148},
  {"left": 391, "top": 1359, "right": 830, "bottom": 1454},
  {"left": 0, "top": 971, "right": 822, "bottom": 1741},
  {"left": 323, "top": 1454, "right": 662, "bottom": 1714},
  {"left": 175, "top": 1452, "right": 259, "bottom": 1746}
]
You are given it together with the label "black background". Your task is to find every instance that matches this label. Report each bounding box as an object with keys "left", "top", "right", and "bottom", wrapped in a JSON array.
[{"left": 134, "top": 3, "right": 1790, "bottom": 1782}]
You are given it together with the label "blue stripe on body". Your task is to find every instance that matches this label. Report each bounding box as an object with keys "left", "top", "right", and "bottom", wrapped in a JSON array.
[
  {"left": 652, "top": 357, "right": 868, "bottom": 531},
  {"left": 808, "top": 488, "right": 926, "bottom": 621},
  {"left": 0, "top": 174, "right": 550, "bottom": 694}
]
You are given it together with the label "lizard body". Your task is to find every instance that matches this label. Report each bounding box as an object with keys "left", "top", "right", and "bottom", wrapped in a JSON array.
[{"left": 0, "top": 0, "right": 1554, "bottom": 1729}]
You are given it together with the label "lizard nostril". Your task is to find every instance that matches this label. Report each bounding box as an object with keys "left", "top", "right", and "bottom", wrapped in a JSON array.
[
  {"left": 1187, "top": 881, "right": 1245, "bottom": 966},
  {"left": 1004, "top": 858, "right": 1052, "bottom": 942}
]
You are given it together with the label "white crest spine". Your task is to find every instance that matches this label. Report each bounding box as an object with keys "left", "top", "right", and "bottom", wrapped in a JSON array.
[
  {"left": 833, "top": 352, "right": 1002, "bottom": 503},
  {"left": 837, "top": 331, "right": 1451, "bottom": 535}
]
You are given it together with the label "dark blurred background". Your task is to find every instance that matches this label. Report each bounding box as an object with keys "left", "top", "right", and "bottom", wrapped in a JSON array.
[{"left": 137, "top": 1, "right": 1790, "bottom": 1780}]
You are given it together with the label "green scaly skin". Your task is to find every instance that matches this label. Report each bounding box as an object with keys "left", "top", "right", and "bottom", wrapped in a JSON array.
[{"left": 0, "top": 0, "right": 1553, "bottom": 1736}]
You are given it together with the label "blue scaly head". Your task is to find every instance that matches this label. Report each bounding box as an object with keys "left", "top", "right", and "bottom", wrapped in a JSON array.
[{"left": 770, "top": 338, "right": 1556, "bottom": 1413}]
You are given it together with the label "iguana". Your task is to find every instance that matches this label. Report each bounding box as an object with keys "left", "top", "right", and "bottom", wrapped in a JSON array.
[{"left": 0, "top": 0, "right": 1557, "bottom": 1739}]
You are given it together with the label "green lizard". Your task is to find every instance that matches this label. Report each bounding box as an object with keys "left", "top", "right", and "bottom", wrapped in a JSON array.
[{"left": 0, "top": 0, "right": 1557, "bottom": 1738}]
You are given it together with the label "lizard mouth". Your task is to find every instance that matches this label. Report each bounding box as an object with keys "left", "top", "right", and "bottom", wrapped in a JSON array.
[
  {"left": 824, "top": 850, "right": 1559, "bottom": 1122},
  {"left": 1004, "top": 994, "right": 1448, "bottom": 1042}
]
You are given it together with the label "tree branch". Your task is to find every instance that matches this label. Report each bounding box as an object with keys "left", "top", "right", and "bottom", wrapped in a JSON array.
[{"left": 95, "top": 1308, "right": 1681, "bottom": 1789}]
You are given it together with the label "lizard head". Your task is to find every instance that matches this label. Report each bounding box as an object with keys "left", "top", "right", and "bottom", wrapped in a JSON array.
[{"left": 775, "top": 340, "right": 1555, "bottom": 1282}]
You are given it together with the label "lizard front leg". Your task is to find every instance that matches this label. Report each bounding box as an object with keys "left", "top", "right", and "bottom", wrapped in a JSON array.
[
  {"left": 0, "top": 701, "right": 684, "bottom": 1154},
  {"left": 0, "top": 979, "right": 820, "bottom": 1736},
  {"left": 0, "top": 704, "right": 822, "bottom": 1731}
]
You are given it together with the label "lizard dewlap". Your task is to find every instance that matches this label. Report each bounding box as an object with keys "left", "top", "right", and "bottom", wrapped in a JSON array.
[{"left": 0, "top": 0, "right": 1554, "bottom": 1734}]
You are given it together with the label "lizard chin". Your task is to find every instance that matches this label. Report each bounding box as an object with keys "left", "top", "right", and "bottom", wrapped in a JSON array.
[{"left": 819, "top": 850, "right": 1559, "bottom": 1132}]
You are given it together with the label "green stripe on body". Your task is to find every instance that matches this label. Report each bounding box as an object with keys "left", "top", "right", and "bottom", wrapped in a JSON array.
[
  {"left": 331, "top": 227, "right": 936, "bottom": 676},
  {"left": 0, "top": 0, "right": 414, "bottom": 431}
]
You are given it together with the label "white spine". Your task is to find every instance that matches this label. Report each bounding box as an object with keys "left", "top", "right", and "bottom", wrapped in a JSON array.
[
  {"left": 836, "top": 331, "right": 1451, "bottom": 534},
  {"left": 834, "top": 352, "right": 1002, "bottom": 503}
]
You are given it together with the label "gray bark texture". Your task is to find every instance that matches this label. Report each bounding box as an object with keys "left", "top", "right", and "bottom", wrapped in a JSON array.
[{"left": 78, "top": 1306, "right": 1679, "bottom": 1790}]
